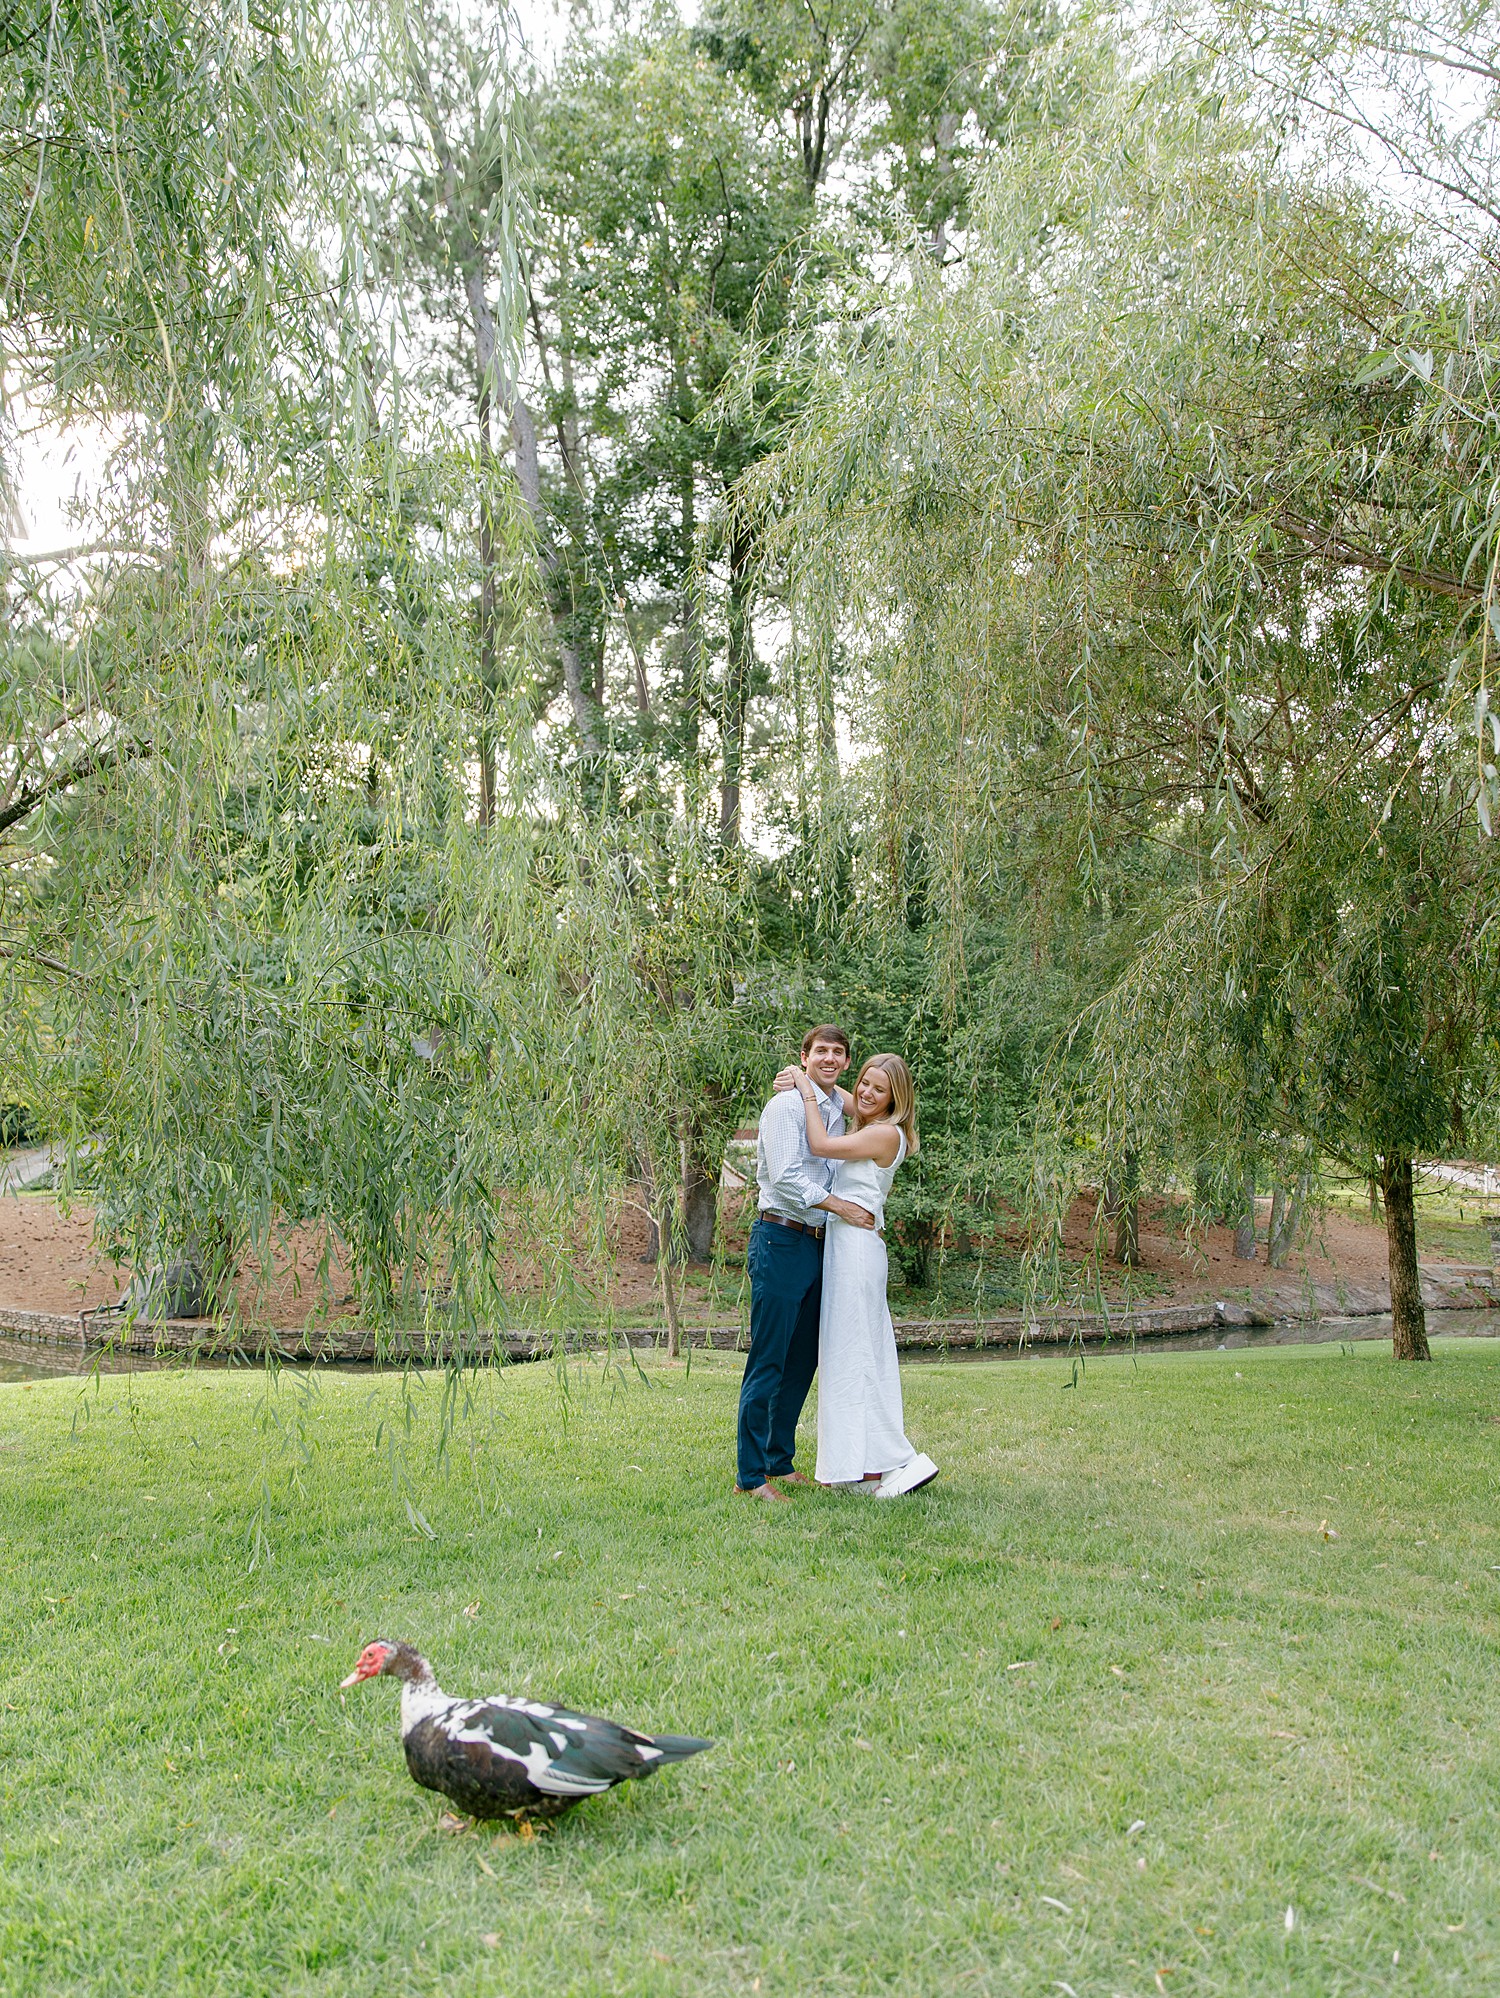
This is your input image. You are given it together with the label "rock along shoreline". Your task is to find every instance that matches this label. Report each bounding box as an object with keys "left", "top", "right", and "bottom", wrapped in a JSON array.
[{"left": 2, "top": 1267, "right": 1496, "bottom": 1366}]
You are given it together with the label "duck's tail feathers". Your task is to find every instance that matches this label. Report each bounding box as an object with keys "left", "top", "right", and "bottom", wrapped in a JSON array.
[{"left": 649, "top": 1733, "right": 713, "bottom": 1763}]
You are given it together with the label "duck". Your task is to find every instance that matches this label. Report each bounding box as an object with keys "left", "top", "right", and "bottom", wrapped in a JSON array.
[{"left": 340, "top": 1640, "right": 713, "bottom": 1821}]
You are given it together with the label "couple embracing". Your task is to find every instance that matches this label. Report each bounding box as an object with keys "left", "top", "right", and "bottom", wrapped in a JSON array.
[{"left": 734, "top": 1024, "right": 939, "bottom": 1503}]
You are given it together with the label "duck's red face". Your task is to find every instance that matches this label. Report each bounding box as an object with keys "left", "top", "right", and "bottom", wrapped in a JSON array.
[{"left": 340, "top": 1640, "right": 397, "bottom": 1688}]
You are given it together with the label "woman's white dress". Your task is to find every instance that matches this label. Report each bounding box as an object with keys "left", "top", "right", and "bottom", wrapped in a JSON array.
[{"left": 815, "top": 1131, "right": 915, "bottom": 1485}]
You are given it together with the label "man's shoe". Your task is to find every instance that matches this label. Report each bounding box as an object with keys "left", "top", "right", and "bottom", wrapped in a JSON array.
[
  {"left": 735, "top": 1481, "right": 792, "bottom": 1503},
  {"left": 874, "top": 1453, "right": 939, "bottom": 1498}
]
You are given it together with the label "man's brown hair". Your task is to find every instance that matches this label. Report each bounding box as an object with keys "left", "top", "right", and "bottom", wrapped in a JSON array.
[{"left": 801, "top": 1023, "right": 851, "bottom": 1060}]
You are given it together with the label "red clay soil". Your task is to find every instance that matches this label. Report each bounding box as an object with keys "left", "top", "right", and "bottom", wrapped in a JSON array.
[
  {"left": 1052, "top": 1192, "right": 1402, "bottom": 1303},
  {"left": 0, "top": 1180, "right": 1415, "bottom": 1327},
  {"left": 0, "top": 1199, "right": 355, "bottom": 1323},
  {"left": 0, "top": 1190, "right": 688, "bottom": 1325}
]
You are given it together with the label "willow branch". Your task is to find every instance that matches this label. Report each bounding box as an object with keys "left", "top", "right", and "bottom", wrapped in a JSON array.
[{"left": 0, "top": 736, "right": 148, "bottom": 836}]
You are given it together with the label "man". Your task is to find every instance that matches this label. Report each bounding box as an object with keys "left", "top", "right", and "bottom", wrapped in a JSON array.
[{"left": 735, "top": 1024, "right": 875, "bottom": 1502}]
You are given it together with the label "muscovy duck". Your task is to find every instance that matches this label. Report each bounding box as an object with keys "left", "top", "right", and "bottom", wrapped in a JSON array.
[{"left": 340, "top": 1640, "right": 712, "bottom": 1820}]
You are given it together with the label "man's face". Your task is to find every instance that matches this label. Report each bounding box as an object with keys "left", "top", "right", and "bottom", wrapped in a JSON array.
[{"left": 803, "top": 1037, "right": 848, "bottom": 1090}]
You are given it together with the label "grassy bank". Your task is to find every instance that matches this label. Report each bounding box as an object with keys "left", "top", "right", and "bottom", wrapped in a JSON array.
[{"left": 2, "top": 1342, "right": 1498, "bottom": 1996}]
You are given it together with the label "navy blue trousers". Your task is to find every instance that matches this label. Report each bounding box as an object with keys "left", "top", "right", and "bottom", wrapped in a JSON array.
[{"left": 737, "top": 1217, "right": 822, "bottom": 1489}]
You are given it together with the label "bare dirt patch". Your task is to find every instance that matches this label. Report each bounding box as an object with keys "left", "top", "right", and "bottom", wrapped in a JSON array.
[
  {"left": 1056, "top": 1192, "right": 1401, "bottom": 1303},
  {"left": 0, "top": 1177, "right": 1486, "bottom": 1328},
  {"left": 0, "top": 1187, "right": 748, "bottom": 1326}
]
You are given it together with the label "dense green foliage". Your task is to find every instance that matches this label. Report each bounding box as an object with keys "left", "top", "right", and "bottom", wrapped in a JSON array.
[
  {"left": 760, "top": 3, "right": 1500, "bottom": 1345},
  {"left": 4, "top": 0, "right": 1499, "bottom": 1343},
  {"left": 800, "top": 923, "right": 1067, "bottom": 1287}
]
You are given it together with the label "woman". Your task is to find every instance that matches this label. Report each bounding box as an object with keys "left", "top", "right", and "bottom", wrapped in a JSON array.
[{"left": 789, "top": 1053, "right": 938, "bottom": 1497}]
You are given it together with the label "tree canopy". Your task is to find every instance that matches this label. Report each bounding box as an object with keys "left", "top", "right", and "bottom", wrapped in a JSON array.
[
  {"left": 758, "top": 3, "right": 1500, "bottom": 1353},
  {"left": 4, "top": 0, "right": 1497, "bottom": 1357}
]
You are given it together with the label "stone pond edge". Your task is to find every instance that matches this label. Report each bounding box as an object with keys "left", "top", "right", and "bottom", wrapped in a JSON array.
[{"left": 3, "top": 1270, "right": 1497, "bottom": 1365}]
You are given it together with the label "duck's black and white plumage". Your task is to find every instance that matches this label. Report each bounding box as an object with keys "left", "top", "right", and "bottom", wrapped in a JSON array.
[{"left": 340, "top": 1640, "right": 713, "bottom": 1820}]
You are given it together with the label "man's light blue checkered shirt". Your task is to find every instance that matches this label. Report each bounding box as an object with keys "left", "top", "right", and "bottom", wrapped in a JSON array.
[{"left": 755, "top": 1084, "right": 844, "bottom": 1228}]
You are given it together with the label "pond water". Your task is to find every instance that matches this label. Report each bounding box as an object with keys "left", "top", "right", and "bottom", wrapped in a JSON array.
[
  {"left": 902, "top": 1306, "right": 1500, "bottom": 1361},
  {"left": 0, "top": 1338, "right": 202, "bottom": 1383},
  {"left": 4, "top": 1309, "right": 1500, "bottom": 1383}
]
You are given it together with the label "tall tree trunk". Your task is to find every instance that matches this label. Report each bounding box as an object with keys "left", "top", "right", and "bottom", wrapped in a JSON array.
[
  {"left": 1104, "top": 1148, "right": 1139, "bottom": 1265},
  {"left": 678, "top": 585, "right": 703, "bottom": 764},
  {"left": 505, "top": 386, "right": 601, "bottom": 758},
  {"left": 682, "top": 1152, "right": 717, "bottom": 1263},
  {"left": 1267, "top": 1183, "right": 1288, "bottom": 1267},
  {"left": 1233, "top": 1164, "right": 1258, "bottom": 1260},
  {"left": 1267, "top": 1171, "right": 1308, "bottom": 1269},
  {"left": 927, "top": 109, "right": 959, "bottom": 262},
  {"left": 476, "top": 376, "right": 499, "bottom": 827},
  {"left": 637, "top": 1147, "right": 661, "bottom": 1265},
  {"left": 406, "top": 46, "right": 602, "bottom": 762},
  {"left": 657, "top": 1195, "right": 682, "bottom": 1358},
  {"left": 680, "top": 1090, "right": 724, "bottom": 1263},
  {"left": 719, "top": 522, "right": 755, "bottom": 845},
  {"left": 1381, "top": 1152, "right": 1431, "bottom": 1360}
]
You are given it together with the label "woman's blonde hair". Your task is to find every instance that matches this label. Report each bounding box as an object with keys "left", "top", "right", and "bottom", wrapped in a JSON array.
[{"left": 849, "top": 1053, "right": 919, "bottom": 1156}]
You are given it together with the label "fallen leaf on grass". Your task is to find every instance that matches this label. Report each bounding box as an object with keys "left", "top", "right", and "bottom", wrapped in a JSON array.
[
  {"left": 1006, "top": 1660, "right": 1035, "bottom": 1672},
  {"left": 480, "top": 1933, "right": 500, "bottom": 1948},
  {"left": 1110, "top": 1665, "right": 1127, "bottom": 1678},
  {"left": 463, "top": 1602, "right": 480, "bottom": 1619},
  {"left": 516, "top": 1820, "right": 535, "bottom": 1841},
  {"left": 475, "top": 1852, "right": 496, "bottom": 1878},
  {"left": 1039, "top": 1895, "right": 1073, "bottom": 1915},
  {"left": 1284, "top": 1906, "right": 1296, "bottom": 1931},
  {"left": 438, "top": 1813, "right": 468, "bottom": 1834},
  {"left": 1319, "top": 1520, "right": 1339, "bottom": 1541},
  {"left": 1127, "top": 1819, "right": 1146, "bottom": 1837},
  {"left": 853, "top": 1737, "right": 874, "bottom": 1752}
]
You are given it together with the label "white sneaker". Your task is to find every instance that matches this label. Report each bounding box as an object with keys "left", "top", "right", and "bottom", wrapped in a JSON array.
[{"left": 875, "top": 1453, "right": 938, "bottom": 1498}]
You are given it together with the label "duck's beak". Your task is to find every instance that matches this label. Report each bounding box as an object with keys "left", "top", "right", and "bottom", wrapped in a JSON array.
[{"left": 340, "top": 1641, "right": 389, "bottom": 1687}]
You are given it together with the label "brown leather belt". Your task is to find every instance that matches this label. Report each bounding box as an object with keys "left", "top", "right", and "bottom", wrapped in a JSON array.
[{"left": 759, "top": 1211, "right": 825, "bottom": 1241}]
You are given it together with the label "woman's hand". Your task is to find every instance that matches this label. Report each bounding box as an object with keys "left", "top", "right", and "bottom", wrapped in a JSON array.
[{"left": 774, "top": 1062, "right": 819, "bottom": 1105}]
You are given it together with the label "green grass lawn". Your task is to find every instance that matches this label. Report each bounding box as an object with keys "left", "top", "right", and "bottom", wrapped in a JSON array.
[{"left": 2, "top": 1342, "right": 1499, "bottom": 1996}]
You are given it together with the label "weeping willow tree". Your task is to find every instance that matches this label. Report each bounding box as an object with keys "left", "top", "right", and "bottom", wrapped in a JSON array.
[
  {"left": 0, "top": 0, "right": 771, "bottom": 1342},
  {"left": 755, "top": 1, "right": 1500, "bottom": 1359}
]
